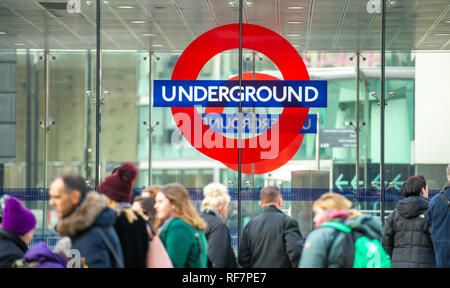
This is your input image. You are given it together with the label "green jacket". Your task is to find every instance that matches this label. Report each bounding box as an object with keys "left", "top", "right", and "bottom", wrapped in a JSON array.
[
  {"left": 159, "top": 218, "right": 208, "bottom": 268},
  {"left": 298, "top": 215, "right": 382, "bottom": 268}
]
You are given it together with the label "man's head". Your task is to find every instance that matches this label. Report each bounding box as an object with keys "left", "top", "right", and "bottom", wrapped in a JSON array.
[
  {"left": 447, "top": 164, "right": 450, "bottom": 181},
  {"left": 49, "top": 174, "right": 88, "bottom": 219},
  {"left": 259, "top": 186, "right": 282, "bottom": 208}
]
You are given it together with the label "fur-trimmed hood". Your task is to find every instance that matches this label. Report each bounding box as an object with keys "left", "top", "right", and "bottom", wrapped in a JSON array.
[{"left": 56, "top": 191, "right": 115, "bottom": 237}]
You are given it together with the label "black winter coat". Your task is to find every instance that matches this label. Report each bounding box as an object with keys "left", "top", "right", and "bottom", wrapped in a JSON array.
[
  {"left": 382, "top": 196, "right": 436, "bottom": 268},
  {"left": 113, "top": 208, "right": 149, "bottom": 268},
  {"left": 0, "top": 229, "right": 28, "bottom": 268},
  {"left": 201, "top": 209, "right": 237, "bottom": 268},
  {"left": 238, "top": 206, "right": 304, "bottom": 268}
]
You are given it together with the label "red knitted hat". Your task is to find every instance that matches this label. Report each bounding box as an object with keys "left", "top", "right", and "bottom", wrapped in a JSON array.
[{"left": 99, "top": 162, "right": 138, "bottom": 203}]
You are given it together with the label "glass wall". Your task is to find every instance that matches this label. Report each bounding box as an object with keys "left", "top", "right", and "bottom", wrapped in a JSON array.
[{"left": 0, "top": 0, "right": 449, "bottom": 253}]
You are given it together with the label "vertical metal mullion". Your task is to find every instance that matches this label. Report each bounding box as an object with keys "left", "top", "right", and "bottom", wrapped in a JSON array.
[
  {"left": 356, "top": 52, "right": 361, "bottom": 207},
  {"left": 237, "top": 0, "right": 243, "bottom": 252},
  {"left": 26, "top": 50, "right": 32, "bottom": 189},
  {"left": 95, "top": 0, "right": 101, "bottom": 190},
  {"left": 33, "top": 54, "right": 39, "bottom": 188},
  {"left": 148, "top": 51, "right": 153, "bottom": 187},
  {"left": 251, "top": 52, "right": 256, "bottom": 219},
  {"left": 380, "top": 0, "right": 386, "bottom": 226},
  {"left": 43, "top": 50, "right": 49, "bottom": 239},
  {"left": 85, "top": 51, "right": 92, "bottom": 182}
]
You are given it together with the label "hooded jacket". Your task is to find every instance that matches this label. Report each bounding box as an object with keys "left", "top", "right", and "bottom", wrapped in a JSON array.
[
  {"left": 428, "top": 182, "right": 450, "bottom": 268},
  {"left": 55, "top": 191, "right": 124, "bottom": 268},
  {"left": 0, "top": 228, "right": 28, "bottom": 268},
  {"left": 382, "top": 196, "right": 435, "bottom": 268},
  {"left": 299, "top": 214, "right": 381, "bottom": 268}
]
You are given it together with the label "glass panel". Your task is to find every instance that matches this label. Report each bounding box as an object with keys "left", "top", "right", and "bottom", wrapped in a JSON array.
[
  {"left": 242, "top": 0, "right": 383, "bottom": 239},
  {"left": 0, "top": 0, "right": 97, "bottom": 247},
  {"left": 100, "top": 1, "right": 241, "bottom": 253},
  {"left": 384, "top": 0, "right": 450, "bottom": 225}
]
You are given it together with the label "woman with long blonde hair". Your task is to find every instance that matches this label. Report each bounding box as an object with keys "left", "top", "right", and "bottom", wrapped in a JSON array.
[{"left": 154, "top": 183, "right": 208, "bottom": 268}]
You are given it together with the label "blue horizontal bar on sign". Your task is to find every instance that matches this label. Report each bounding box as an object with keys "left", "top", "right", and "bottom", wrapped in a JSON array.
[
  {"left": 153, "top": 80, "right": 327, "bottom": 108},
  {"left": 2, "top": 188, "right": 441, "bottom": 203},
  {"left": 201, "top": 113, "right": 317, "bottom": 134}
]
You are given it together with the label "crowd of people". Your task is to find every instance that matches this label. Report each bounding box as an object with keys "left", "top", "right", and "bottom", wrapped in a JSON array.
[{"left": 0, "top": 162, "right": 448, "bottom": 268}]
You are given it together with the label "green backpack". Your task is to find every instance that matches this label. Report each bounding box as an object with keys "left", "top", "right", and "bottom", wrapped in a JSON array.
[{"left": 321, "top": 221, "right": 391, "bottom": 268}]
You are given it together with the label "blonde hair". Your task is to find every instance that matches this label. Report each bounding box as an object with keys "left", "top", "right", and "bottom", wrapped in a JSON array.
[
  {"left": 201, "top": 183, "right": 230, "bottom": 210},
  {"left": 155, "top": 183, "right": 206, "bottom": 231},
  {"left": 313, "top": 192, "right": 360, "bottom": 219},
  {"left": 142, "top": 185, "right": 162, "bottom": 199},
  {"left": 107, "top": 198, "right": 146, "bottom": 224}
]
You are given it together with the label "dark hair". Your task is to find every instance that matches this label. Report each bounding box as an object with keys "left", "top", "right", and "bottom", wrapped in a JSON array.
[
  {"left": 260, "top": 186, "right": 281, "bottom": 204},
  {"left": 403, "top": 175, "right": 427, "bottom": 197},
  {"left": 60, "top": 174, "right": 88, "bottom": 198},
  {"left": 134, "top": 196, "right": 156, "bottom": 222}
]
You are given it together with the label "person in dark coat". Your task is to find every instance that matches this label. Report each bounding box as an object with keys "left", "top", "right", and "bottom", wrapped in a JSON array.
[
  {"left": 200, "top": 183, "right": 237, "bottom": 268},
  {"left": 0, "top": 197, "right": 36, "bottom": 268},
  {"left": 428, "top": 164, "right": 450, "bottom": 268},
  {"left": 50, "top": 173, "right": 124, "bottom": 268},
  {"left": 382, "top": 175, "right": 436, "bottom": 268},
  {"left": 99, "top": 162, "right": 149, "bottom": 268},
  {"left": 239, "top": 186, "right": 304, "bottom": 268}
]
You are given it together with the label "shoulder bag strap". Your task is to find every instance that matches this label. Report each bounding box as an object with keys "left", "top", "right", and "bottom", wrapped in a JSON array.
[
  {"left": 440, "top": 191, "right": 450, "bottom": 209},
  {"left": 194, "top": 232, "right": 204, "bottom": 268},
  {"left": 97, "top": 227, "right": 124, "bottom": 268},
  {"left": 320, "top": 221, "right": 352, "bottom": 267},
  {"left": 320, "top": 221, "right": 352, "bottom": 233}
]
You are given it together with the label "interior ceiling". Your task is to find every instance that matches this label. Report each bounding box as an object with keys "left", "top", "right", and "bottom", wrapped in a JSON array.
[{"left": 0, "top": 0, "right": 449, "bottom": 51}]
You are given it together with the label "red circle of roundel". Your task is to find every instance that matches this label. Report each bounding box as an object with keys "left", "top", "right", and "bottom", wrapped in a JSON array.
[
  {"left": 206, "top": 73, "right": 303, "bottom": 174},
  {"left": 170, "top": 23, "right": 309, "bottom": 171}
]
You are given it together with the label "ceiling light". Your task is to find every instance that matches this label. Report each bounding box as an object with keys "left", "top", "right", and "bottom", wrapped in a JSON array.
[
  {"left": 288, "top": 6, "right": 304, "bottom": 10},
  {"left": 288, "top": 21, "right": 303, "bottom": 24},
  {"left": 141, "top": 33, "right": 156, "bottom": 36},
  {"left": 0, "top": 32, "right": 6, "bottom": 35},
  {"left": 445, "top": 20, "right": 450, "bottom": 24},
  {"left": 131, "top": 21, "right": 146, "bottom": 24},
  {"left": 434, "top": 33, "right": 450, "bottom": 36},
  {"left": 15, "top": 43, "right": 25, "bottom": 46},
  {"left": 152, "top": 44, "right": 163, "bottom": 47},
  {"left": 117, "top": 5, "right": 134, "bottom": 9},
  {"left": 287, "top": 34, "right": 301, "bottom": 37}
]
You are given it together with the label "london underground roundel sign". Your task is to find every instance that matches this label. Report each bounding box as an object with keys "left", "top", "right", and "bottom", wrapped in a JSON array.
[{"left": 154, "top": 24, "right": 327, "bottom": 174}]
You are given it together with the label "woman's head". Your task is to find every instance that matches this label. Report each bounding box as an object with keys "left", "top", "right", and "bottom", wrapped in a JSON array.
[
  {"left": 312, "top": 193, "right": 359, "bottom": 227},
  {"left": 154, "top": 183, "right": 206, "bottom": 230},
  {"left": 201, "top": 183, "right": 231, "bottom": 220},
  {"left": 132, "top": 196, "right": 156, "bottom": 222},
  {"left": 403, "top": 175, "right": 427, "bottom": 198}
]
